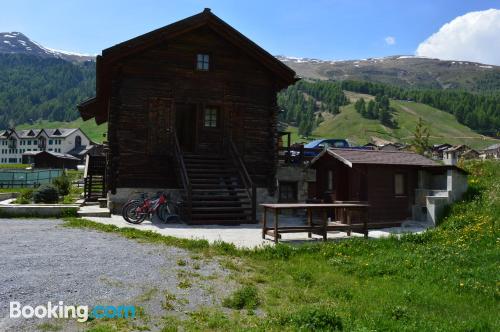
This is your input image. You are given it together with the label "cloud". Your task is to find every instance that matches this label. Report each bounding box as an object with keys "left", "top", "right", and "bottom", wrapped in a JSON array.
[
  {"left": 385, "top": 36, "right": 396, "bottom": 45},
  {"left": 416, "top": 9, "right": 500, "bottom": 65}
]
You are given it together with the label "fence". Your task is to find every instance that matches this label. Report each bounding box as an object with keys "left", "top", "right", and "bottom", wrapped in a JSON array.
[{"left": 0, "top": 169, "right": 63, "bottom": 188}]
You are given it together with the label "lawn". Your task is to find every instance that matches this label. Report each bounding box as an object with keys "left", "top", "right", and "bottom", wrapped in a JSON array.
[{"left": 65, "top": 160, "right": 499, "bottom": 331}]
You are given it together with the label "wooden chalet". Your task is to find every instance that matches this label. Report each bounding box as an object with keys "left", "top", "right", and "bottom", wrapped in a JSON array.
[
  {"left": 78, "top": 9, "right": 297, "bottom": 224},
  {"left": 310, "top": 148, "right": 448, "bottom": 225},
  {"left": 22, "top": 151, "right": 80, "bottom": 170}
]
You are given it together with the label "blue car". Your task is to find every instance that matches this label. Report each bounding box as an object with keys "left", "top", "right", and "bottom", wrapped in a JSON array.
[{"left": 303, "top": 139, "right": 349, "bottom": 157}]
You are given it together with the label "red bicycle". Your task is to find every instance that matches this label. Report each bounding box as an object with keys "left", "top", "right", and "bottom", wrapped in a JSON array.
[{"left": 122, "top": 192, "right": 178, "bottom": 224}]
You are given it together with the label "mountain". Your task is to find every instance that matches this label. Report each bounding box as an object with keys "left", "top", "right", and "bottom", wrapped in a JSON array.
[
  {"left": 0, "top": 53, "right": 95, "bottom": 128},
  {"left": 0, "top": 32, "right": 94, "bottom": 63},
  {"left": 277, "top": 55, "right": 500, "bottom": 92}
]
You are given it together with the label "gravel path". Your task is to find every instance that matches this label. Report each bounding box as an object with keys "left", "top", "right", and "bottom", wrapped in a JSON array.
[{"left": 0, "top": 219, "right": 235, "bottom": 331}]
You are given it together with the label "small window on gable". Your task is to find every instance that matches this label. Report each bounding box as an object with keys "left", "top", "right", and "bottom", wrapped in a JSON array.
[
  {"left": 204, "top": 108, "right": 218, "bottom": 128},
  {"left": 394, "top": 173, "right": 407, "bottom": 196},
  {"left": 196, "top": 54, "right": 209, "bottom": 71}
]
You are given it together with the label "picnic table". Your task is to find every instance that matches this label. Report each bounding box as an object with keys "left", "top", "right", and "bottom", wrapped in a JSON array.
[{"left": 261, "top": 203, "right": 370, "bottom": 243}]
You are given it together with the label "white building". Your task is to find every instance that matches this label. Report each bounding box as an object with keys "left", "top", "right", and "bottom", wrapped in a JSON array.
[{"left": 0, "top": 128, "right": 91, "bottom": 164}]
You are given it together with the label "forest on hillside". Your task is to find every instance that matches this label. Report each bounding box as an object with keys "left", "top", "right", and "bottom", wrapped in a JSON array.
[
  {"left": 277, "top": 79, "right": 500, "bottom": 138},
  {"left": 277, "top": 80, "right": 348, "bottom": 136},
  {"left": 340, "top": 80, "right": 500, "bottom": 136},
  {"left": 0, "top": 54, "right": 95, "bottom": 129}
]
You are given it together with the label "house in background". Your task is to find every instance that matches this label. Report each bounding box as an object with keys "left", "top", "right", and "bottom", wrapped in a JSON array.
[
  {"left": 310, "top": 148, "right": 468, "bottom": 225},
  {"left": 480, "top": 143, "right": 500, "bottom": 160},
  {"left": 78, "top": 9, "right": 297, "bottom": 224},
  {"left": 0, "top": 128, "right": 91, "bottom": 164},
  {"left": 431, "top": 143, "right": 452, "bottom": 159},
  {"left": 22, "top": 151, "right": 80, "bottom": 169},
  {"left": 443, "top": 145, "right": 479, "bottom": 165}
]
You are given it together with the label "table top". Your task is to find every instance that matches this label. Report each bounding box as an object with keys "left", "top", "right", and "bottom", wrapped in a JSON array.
[{"left": 261, "top": 203, "right": 370, "bottom": 209}]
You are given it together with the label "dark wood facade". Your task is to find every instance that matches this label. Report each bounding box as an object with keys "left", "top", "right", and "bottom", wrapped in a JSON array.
[
  {"left": 78, "top": 9, "right": 296, "bottom": 224},
  {"left": 310, "top": 149, "right": 437, "bottom": 224},
  {"left": 22, "top": 151, "right": 79, "bottom": 170}
]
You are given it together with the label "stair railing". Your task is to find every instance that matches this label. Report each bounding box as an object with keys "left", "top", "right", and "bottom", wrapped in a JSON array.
[
  {"left": 173, "top": 129, "right": 192, "bottom": 221},
  {"left": 227, "top": 137, "right": 257, "bottom": 223}
]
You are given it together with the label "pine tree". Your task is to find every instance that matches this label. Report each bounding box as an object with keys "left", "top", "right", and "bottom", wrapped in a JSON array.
[{"left": 411, "top": 117, "right": 430, "bottom": 155}]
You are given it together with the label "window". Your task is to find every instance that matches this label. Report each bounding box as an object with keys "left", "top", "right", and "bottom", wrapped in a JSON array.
[
  {"left": 8, "top": 139, "right": 16, "bottom": 149},
  {"left": 196, "top": 54, "right": 209, "bottom": 71},
  {"left": 204, "top": 108, "right": 218, "bottom": 128},
  {"left": 394, "top": 173, "right": 407, "bottom": 196},
  {"left": 75, "top": 136, "right": 82, "bottom": 147},
  {"left": 327, "top": 170, "right": 334, "bottom": 191},
  {"left": 49, "top": 139, "right": 53, "bottom": 145},
  {"left": 279, "top": 181, "right": 298, "bottom": 203}
]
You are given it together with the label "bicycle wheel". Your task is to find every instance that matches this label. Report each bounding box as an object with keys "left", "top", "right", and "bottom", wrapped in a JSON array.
[
  {"left": 158, "top": 202, "right": 179, "bottom": 222},
  {"left": 121, "top": 200, "right": 139, "bottom": 223},
  {"left": 122, "top": 201, "right": 147, "bottom": 224}
]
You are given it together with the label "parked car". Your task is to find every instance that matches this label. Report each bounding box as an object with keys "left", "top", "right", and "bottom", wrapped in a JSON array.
[
  {"left": 286, "top": 138, "right": 350, "bottom": 163},
  {"left": 303, "top": 139, "right": 349, "bottom": 157}
]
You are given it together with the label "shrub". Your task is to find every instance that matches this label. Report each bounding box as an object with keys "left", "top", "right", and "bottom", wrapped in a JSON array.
[
  {"left": 33, "top": 185, "right": 59, "bottom": 204},
  {"left": 14, "top": 189, "right": 34, "bottom": 204},
  {"left": 52, "top": 173, "right": 71, "bottom": 196},
  {"left": 222, "top": 285, "right": 259, "bottom": 310}
]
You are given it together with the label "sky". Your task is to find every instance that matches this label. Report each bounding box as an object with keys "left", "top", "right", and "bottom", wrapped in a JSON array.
[{"left": 0, "top": 0, "right": 499, "bottom": 64}]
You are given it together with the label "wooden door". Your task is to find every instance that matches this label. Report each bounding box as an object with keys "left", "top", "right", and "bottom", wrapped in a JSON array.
[
  {"left": 147, "top": 98, "right": 173, "bottom": 156},
  {"left": 175, "top": 103, "right": 197, "bottom": 152},
  {"left": 198, "top": 105, "right": 224, "bottom": 153}
]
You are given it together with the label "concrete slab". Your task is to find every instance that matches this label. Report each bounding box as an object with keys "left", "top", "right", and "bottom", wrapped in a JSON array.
[
  {"left": 84, "top": 214, "right": 433, "bottom": 249},
  {"left": 78, "top": 205, "right": 111, "bottom": 217}
]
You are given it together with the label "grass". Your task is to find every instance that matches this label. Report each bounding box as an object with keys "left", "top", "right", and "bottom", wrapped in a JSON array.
[
  {"left": 62, "top": 160, "right": 499, "bottom": 331},
  {"left": 0, "top": 164, "right": 30, "bottom": 169},
  {"left": 290, "top": 92, "right": 500, "bottom": 149},
  {"left": 222, "top": 285, "right": 260, "bottom": 310},
  {"left": 17, "top": 118, "right": 107, "bottom": 143}
]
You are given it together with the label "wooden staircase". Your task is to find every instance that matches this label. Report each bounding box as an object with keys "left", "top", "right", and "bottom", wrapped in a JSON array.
[
  {"left": 183, "top": 153, "right": 253, "bottom": 225},
  {"left": 83, "top": 155, "right": 106, "bottom": 202},
  {"left": 173, "top": 130, "right": 256, "bottom": 225}
]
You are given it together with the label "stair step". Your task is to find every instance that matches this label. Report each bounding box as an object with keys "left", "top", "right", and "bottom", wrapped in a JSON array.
[
  {"left": 184, "top": 159, "right": 230, "bottom": 164},
  {"left": 191, "top": 207, "right": 248, "bottom": 212},
  {"left": 191, "top": 178, "right": 239, "bottom": 183},
  {"left": 192, "top": 201, "right": 246, "bottom": 207},
  {"left": 187, "top": 167, "right": 238, "bottom": 174},
  {"left": 191, "top": 185, "right": 243, "bottom": 190},
  {"left": 183, "top": 154, "right": 225, "bottom": 160},
  {"left": 191, "top": 212, "right": 251, "bottom": 219},
  {"left": 191, "top": 195, "right": 248, "bottom": 201},
  {"left": 192, "top": 188, "right": 247, "bottom": 192}
]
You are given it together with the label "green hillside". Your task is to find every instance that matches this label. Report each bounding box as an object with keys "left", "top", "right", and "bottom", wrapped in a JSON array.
[
  {"left": 17, "top": 118, "right": 107, "bottom": 143},
  {"left": 295, "top": 92, "right": 499, "bottom": 149}
]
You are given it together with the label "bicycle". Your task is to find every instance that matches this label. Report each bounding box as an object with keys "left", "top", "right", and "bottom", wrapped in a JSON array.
[{"left": 121, "top": 192, "right": 178, "bottom": 224}]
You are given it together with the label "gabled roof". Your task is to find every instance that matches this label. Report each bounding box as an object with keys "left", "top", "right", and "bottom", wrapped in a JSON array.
[
  {"left": 22, "top": 150, "right": 80, "bottom": 160},
  {"left": 79, "top": 8, "right": 297, "bottom": 124},
  {"left": 310, "top": 148, "right": 439, "bottom": 168},
  {"left": 484, "top": 143, "right": 500, "bottom": 151}
]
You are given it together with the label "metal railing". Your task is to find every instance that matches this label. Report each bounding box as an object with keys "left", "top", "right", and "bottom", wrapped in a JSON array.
[
  {"left": 0, "top": 169, "right": 62, "bottom": 188},
  {"left": 173, "top": 129, "right": 192, "bottom": 221},
  {"left": 277, "top": 146, "right": 324, "bottom": 165}
]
